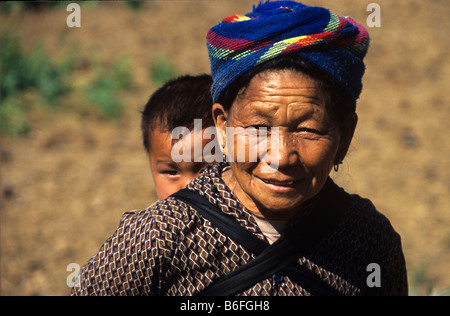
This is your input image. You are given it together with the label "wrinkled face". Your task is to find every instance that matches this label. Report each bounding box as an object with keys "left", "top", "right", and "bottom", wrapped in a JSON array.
[
  {"left": 214, "top": 69, "right": 356, "bottom": 220},
  {"left": 148, "top": 128, "right": 210, "bottom": 200}
]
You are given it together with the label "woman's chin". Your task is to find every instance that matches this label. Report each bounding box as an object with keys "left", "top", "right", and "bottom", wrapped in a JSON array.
[
  {"left": 252, "top": 194, "right": 306, "bottom": 220},
  {"left": 249, "top": 180, "right": 309, "bottom": 217}
]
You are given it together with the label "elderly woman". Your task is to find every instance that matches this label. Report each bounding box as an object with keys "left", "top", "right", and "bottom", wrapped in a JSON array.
[{"left": 72, "top": 1, "right": 407, "bottom": 296}]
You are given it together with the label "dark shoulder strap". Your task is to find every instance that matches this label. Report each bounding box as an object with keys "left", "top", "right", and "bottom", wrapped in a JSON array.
[
  {"left": 170, "top": 186, "right": 346, "bottom": 296},
  {"left": 171, "top": 188, "right": 267, "bottom": 255},
  {"left": 199, "top": 234, "right": 342, "bottom": 296}
]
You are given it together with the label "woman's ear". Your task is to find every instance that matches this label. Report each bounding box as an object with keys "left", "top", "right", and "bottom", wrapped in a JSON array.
[
  {"left": 212, "top": 103, "right": 228, "bottom": 153},
  {"left": 336, "top": 112, "right": 358, "bottom": 164}
]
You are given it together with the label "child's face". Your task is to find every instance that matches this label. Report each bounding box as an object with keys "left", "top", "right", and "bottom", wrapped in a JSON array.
[{"left": 148, "top": 128, "right": 213, "bottom": 200}]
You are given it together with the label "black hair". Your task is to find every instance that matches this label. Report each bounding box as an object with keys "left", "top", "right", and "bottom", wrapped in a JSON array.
[
  {"left": 217, "top": 54, "right": 356, "bottom": 127},
  {"left": 141, "top": 74, "right": 214, "bottom": 152}
]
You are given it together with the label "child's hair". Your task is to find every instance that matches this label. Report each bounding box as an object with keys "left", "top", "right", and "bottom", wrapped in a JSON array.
[{"left": 141, "top": 74, "right": 214, "bottom": 152}]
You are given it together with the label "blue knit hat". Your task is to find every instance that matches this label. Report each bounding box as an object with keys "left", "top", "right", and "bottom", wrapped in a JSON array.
[{"left": 207, "top": 1, "right": 370, "bottom": 106}]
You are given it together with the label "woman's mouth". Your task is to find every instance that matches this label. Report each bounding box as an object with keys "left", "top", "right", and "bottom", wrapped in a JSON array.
[
  {"left": 262, "top": 179, "right": 295, "bottom": 186},
  {"left": 256, "top": 176, "right": 303, "bottom": 193}
]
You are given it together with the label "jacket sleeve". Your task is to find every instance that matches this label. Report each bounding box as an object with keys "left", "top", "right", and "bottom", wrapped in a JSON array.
[
  {"left": 361, "top": 231, "right": 409, "bottom": 296},
  {"left": 348, "top": 195, "right": 409, "bottom": 296},
  {"left": 380, "top": 233, "right": 409, "bottom": 296},
  {"left": 71, "top": 207, "right": 177, "bottom": 296}
]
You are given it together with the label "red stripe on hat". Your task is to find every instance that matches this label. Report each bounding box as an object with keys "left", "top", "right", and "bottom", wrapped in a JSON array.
[{"left": 207, "top": 30, "right": 273, "bottom": 52}]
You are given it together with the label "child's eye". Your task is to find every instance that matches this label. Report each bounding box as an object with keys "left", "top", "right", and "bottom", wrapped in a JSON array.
[{"left": 161, "top": 170, "right": 179, "bottom": 176}]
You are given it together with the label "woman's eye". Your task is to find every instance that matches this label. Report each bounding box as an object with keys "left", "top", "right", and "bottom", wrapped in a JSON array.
[
  {"left": 249, "top": 125, "right": 269, "bottom": 129},
  {"left": 298, "top": 128, "right": 323, "bottom": 135}
]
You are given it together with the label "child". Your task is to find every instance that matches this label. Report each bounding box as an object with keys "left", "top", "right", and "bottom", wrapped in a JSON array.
[{"left": 141, "top": 74, "right": 217, "bottom": 200}]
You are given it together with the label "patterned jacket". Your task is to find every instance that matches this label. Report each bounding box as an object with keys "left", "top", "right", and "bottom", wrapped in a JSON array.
[{"left": 71, "top": 163, "right": 408, "bottom": 296}]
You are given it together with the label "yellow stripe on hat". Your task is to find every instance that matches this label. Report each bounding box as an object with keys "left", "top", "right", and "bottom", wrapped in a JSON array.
[
  {"left": 231, "top": 14, "right": 252, "bottom": 22},
  {"left": 258, "top": 35, "right": 318, "bottom": 64},
  {"left": 324, "top": 13, "right": 340, "bottom": 33}
]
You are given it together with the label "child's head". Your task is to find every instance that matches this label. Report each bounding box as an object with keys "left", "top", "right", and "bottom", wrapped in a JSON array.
[{"left": 141, "top": 74, "right": 215, "bottom": 200}]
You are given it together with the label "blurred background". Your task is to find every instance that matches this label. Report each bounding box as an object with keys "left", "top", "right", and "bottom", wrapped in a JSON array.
[{"left": 0, "top": 0, "right": 448, "bottom": 296}]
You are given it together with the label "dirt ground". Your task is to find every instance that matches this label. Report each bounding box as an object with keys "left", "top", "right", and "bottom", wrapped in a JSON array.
[{"left": 1, "top": 0, "right": 449, "bottom": 296}]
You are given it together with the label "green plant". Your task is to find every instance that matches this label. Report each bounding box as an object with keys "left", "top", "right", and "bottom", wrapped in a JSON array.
[
  {"left": 428, "top": 287, "right": 450, "bottom": 296},
  {"left": 85, "top": 57, "right": 134, "bottom": 120},
  {"left": 0, "top": 97, "right": 30, "bottom": 136},
  {"left": 0, "top": 33, "right": 77, "bottom": 136},
  {"left": 27, "top": 43, "right": 73, "bottom": 105},
  {"left": 110, "top": 56, "right": 133, "bottom": 90},
  {"left": 1, "top": 33, "right": 32, "bottom": 99},
  {"left": 149, "top": 55, "right": 177, "bottom": 86},
  {"left": 0, "top": 33, "right": 135, "bottom": 133},
  {"left": 407, "top": 263, "right": 450, "bottom": 296},
  {"left": 1, "top": 33, "right": 73, "bottom": 106},
  {"left": 0, "top": 2, "right": 65, "bottom": 13},
  {"left": 124, "top": 1, "right": 144, "bottom": 10},
  {"left": 85, "top": 76, "right": 122, "bottom": 121}
]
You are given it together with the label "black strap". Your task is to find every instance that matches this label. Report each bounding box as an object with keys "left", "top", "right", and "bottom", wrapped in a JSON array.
[
  {"left": 171, "top": 187, "right": 344, "bottom": 296},
  {"left": 200, "top": 234, "right": 341, "bottom": 296},
  {"left": 172, "top": 189, "right": 267, "bottom": 256}
]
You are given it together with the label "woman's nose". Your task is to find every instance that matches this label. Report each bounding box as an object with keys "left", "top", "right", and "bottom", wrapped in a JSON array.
[
  {"left": 276, "top": 133, "right": 301, "bottom": 169},
  {"left": 258, "top": 129, "right": 302, "bottom": 174}
]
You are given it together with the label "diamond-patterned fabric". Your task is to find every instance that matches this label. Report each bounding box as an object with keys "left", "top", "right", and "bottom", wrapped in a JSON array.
[{"left": 71, "top": 163, "right": 407, "bottom": 296}]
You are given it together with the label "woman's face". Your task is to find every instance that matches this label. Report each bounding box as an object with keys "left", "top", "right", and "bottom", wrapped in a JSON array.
[{"left": 214, "top": 69, "right": 356, "bottom": 220}]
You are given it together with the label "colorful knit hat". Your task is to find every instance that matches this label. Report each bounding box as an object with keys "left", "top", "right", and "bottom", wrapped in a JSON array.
[{"left": 207, "top": 0, "right": 370, "bottom": 106}]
